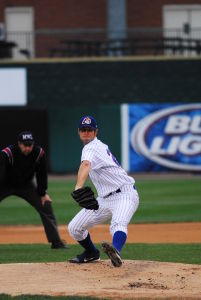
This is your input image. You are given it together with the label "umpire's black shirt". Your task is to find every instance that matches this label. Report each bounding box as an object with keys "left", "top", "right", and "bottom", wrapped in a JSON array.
[{"left": 0, "top": 144, "right": 47, "bottom": 196}]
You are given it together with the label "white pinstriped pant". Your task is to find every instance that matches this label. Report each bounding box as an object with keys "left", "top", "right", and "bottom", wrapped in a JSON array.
[{"left": 68, "top": 185, "right": 139, "bottom": 241}]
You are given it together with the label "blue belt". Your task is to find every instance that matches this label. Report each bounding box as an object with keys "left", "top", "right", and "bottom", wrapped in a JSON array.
[{"left": 104, "top": 185, "right": 136, "bottom": 199}]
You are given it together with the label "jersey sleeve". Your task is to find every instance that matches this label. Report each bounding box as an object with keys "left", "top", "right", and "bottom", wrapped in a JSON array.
[
  {"left": 81, "top": 146, "right": 94, "bottom": 162},
  {"left": 81, "top": 144, "right": 105, "bottom": 170},
  {"left": 81, "top": 145, "right": 98, "bottom": 169}
]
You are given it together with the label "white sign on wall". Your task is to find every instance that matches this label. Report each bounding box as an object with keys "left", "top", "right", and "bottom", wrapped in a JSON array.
[{"left": 0, "top": 68, "right": 27, "bottom": 106}]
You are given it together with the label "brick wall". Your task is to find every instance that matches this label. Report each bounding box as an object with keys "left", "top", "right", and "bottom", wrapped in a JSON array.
[
  {"left": 127, "top": 0, "right": 201, "bottom": 27},
  {"left": 1, "top": 0, "right": 201, "bottom": 29},
  {"left": 0, "top": 0, "right": 107, "bottom": 57},
  {"left": 1, "top": 0, "right": 201, "bottom": 57},
  {"left": 0, "top": 0, "right": 107, "bottom": 28}
]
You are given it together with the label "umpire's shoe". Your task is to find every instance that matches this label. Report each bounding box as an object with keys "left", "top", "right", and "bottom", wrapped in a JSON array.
[
  {"left": 51, "top": 240, "right": 68, "bottom": 249},
  {"left": 101, "top": 241, "right": 122, "bottom": 267},
  {"left": 69, "top": 249, "right": 100, "bottom": 264}
]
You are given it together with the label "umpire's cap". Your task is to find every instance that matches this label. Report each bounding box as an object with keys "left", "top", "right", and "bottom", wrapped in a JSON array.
[
  {"left": 79, "top": 116, "right": 98, "bottom": 130},
  {"left": 18, "top": 131, "right": 34, "bottom": 146}
]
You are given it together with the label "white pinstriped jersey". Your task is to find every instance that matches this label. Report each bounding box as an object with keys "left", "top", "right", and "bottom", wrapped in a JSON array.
[{"left": 81, "top": 137, "right": 134, "bottom": 197}]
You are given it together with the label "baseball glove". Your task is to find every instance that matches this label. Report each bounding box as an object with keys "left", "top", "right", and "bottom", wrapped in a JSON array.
[{"left": 71, "top": 186, "right": 99, "bottom": 210}]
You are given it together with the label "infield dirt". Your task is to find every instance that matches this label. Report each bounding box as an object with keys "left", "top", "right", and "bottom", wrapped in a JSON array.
[{"left": 0, "top": 222, "right": 201, "bottom": 244}]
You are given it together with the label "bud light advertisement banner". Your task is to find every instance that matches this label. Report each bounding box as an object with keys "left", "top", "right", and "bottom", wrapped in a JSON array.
[{"left": 121, "top": 103, "right": 201, "bottom": 172}]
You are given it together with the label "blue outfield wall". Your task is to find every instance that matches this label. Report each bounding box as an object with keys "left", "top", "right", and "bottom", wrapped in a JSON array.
[{"left": 121, "top": 103, "right": 201, "bottom": 173}]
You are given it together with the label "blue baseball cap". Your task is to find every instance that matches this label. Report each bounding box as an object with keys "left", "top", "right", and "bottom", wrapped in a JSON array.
[{"left": 79, "top": 116, "right": 98, "bottom": 130}]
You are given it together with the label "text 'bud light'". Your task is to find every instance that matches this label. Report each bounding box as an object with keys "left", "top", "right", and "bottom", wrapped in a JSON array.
[{"left": 130, "top": 104, "right": 201, "bottom": 171}]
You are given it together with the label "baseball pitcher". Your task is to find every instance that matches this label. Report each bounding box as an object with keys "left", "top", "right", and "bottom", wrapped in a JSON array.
[{"left": 68, "top": 116, "right": 139, "bottom": 267}]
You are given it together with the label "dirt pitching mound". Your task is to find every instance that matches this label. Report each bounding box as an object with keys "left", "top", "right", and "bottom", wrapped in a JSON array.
[{"left": 0, "top": 260, "right": 201, "bottom": 299}]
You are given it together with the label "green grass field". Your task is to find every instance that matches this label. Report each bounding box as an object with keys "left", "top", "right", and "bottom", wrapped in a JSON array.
[
  {"left": 0, "top": 178, "right": 200, "bottom": 225},
  {"left": 0, "top": 243, "right": 201, "bottom": 265}
]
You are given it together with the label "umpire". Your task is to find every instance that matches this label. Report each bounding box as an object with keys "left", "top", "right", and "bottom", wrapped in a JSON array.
[{"left": 0, "top": 131, "right": 67, "bottom": 249}]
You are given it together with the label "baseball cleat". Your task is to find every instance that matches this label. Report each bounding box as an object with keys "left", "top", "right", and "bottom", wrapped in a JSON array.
[
  {"left": 68, "top": 250, "right": 100, "bottom": 264},
  {"left": 101, "top": 241, "right": 122, "bottom": 267},
  {"left": 51, "top": 240, "right": 69, "bottom": 249}
]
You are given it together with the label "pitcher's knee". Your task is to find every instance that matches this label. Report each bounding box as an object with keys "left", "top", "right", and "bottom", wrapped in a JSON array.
[
  {"left": 110, "top": 223, "right": 128, "bottom": 236},
  {"left": 68, "top": 221, "right": 78, "bottom": 238},
  {"left": 68, "top": 220, "right": 85, "bottom": 240}
]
